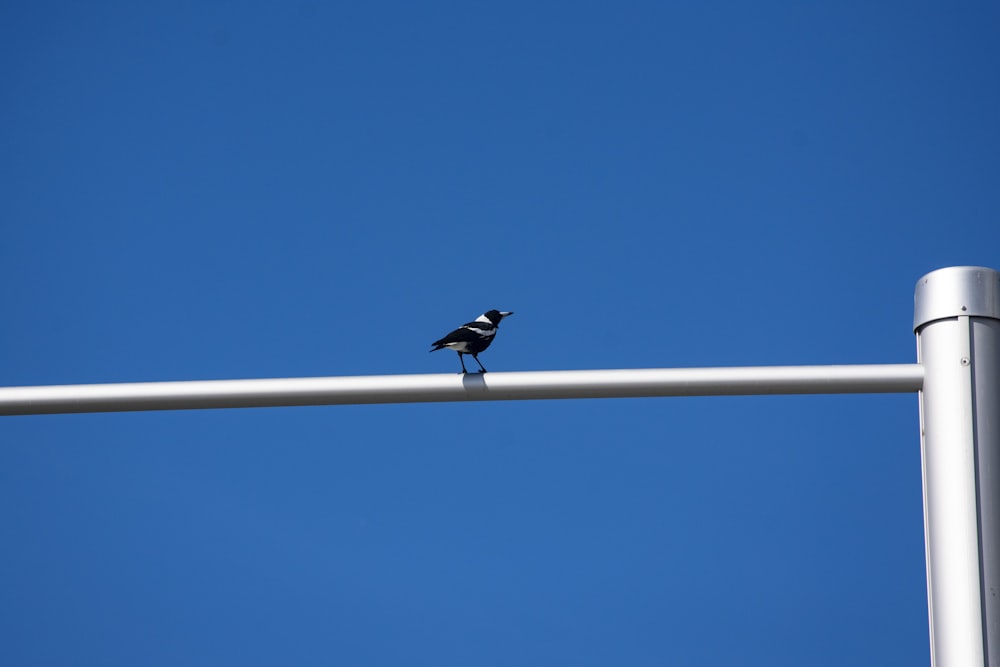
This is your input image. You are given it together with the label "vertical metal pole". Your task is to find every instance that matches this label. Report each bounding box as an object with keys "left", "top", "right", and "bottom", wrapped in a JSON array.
[{"left": 915, "top": 266, "right": 1000, "bottom": 667}]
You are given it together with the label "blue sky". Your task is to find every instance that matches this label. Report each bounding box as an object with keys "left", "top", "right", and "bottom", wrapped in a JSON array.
[{"left": 2, "top": 1, "right": 998, "bottom": 665}]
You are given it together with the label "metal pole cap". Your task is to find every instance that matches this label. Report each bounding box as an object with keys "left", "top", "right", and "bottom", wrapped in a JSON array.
[{"left": 914, "top": 266, "right": 1000, "bottom": 331}]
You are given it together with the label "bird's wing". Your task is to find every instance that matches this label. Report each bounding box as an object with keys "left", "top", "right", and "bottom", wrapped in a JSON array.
[
  {"left": 460, "top": 320, "right": 496, "bottom": 334},
  {"left": 431, "top": 326, "right": 483, "bottom": 349}
]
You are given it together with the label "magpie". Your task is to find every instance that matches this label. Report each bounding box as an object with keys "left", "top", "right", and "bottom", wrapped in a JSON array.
[{"left": 430, "top": 309, "right": 514, "bottom": 374}]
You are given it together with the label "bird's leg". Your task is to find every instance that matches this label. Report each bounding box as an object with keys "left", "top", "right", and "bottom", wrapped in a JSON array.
[
  {"left": 458, "top": 353, "right": 468, "bottom": 374},
  {"left": 472, "top": 354, "right": 488, "bottom": 373}
]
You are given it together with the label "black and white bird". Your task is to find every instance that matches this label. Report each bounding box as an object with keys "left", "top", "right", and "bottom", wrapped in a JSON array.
[{"left": 430, "top": 309, "right": 514, "bottom": 374}]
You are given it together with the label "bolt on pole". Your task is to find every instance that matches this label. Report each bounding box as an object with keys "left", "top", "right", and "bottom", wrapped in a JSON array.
[{"left": 915, "top": 266, "right": 1000, "bottom": 667}]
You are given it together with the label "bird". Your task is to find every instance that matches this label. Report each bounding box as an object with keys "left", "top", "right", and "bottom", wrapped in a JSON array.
[{"left": 430, "top": 309, "right": 514, "bottom": 373}]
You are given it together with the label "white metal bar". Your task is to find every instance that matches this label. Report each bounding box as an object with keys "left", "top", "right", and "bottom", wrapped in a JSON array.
[
  {"left": 915, "top": 266, "right": 1000, "bottom": 667},
  {"left": 0, "top": 364, "right": 923, "bottom": 416}
]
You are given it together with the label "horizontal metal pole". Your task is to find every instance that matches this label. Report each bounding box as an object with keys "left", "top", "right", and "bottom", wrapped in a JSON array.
[{"left": 0, "top": 365, "right": 924, "bottom": 416}]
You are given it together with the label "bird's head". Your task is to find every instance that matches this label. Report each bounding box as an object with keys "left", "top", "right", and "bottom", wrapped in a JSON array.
[{"left": 483, "top": 310, "right": 513, "bottom": 325}]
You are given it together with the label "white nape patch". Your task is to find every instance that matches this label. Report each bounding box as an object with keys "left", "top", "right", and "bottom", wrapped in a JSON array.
[
  {"left": 475, "top": 314, "right": 492, "bottom": 323},
  {"left": 443, "top": 341, "right": 472, "bottom": 352}
]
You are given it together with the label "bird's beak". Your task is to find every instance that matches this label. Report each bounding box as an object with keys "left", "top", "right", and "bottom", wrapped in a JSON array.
[{"left": 500, "top": 311, "right": 513, "bottom": 318}]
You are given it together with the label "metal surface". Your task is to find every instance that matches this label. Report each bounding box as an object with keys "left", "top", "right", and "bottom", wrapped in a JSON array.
[
  {"left": 975, "top": 319, "right": 1000, "bottom": 665},
  {"left": 0, "top": 364, "right": 924, "bottom": 416},
  {"left": 915, "top": 266, "right": 1000, "bottom": 667},
  {"left": 914, "top": 266, "right": 1000, "bottom": 330}
]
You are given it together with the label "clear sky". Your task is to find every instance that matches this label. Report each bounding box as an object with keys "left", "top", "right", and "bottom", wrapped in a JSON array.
[{"left": 2, "top": 2, "right": 998, "bottom": 665}]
